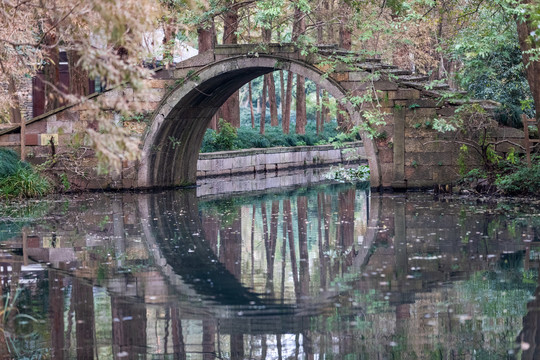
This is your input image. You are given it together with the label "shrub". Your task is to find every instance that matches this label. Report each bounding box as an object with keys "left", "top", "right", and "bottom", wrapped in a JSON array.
[
  {"left": 0, "top": 166, "right": 51, "bottom": 199},
  {"left": 215, "top": 119, "right": 238, "bottom": 151},
  {"left": 0, "top": 148, "right": 28, "bottom": 177},
  {"left": 325, "top": 165, "right": 370, "bottom": 183},
  {"left": 200, "top": 120, "right": 239, "bottom": 152},
  {"left": 199, "top": 119, "right": 359, "bottom": 153},
  {"left": 0, "top": 149, "right": 50, "bottom": 199},
  {"left": 495, "top": 159, "right": 540, "bottom": 195}
]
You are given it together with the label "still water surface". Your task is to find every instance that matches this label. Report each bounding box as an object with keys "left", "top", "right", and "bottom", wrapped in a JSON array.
[{"left": 0, "top": 181, "right": 539, "bottom": 359}]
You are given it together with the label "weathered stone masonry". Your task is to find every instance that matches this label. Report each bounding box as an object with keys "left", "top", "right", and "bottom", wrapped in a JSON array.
[{"left": 0, "top": 44, "right": 527, "bottom": 190}]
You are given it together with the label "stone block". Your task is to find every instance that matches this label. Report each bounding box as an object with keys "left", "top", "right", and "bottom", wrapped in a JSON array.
[
  {"left": 146, "top": 80, "right": 172, "bottom": 89},
  {"left": 405, "top": 165, "right": 432, "bottom": 181},
  {"left": 496, "top": 141, "right": 525, "bottom": 154},
  {"left": 405, "top": 152, "right": 453, "bottom": 166},
  {"left": 27, "top": 120, "right": 47, "bottom": 133},
  {"left": 280, "top": 151, "right": 295, "bottom": 165},
  {"left": 143, "top": 89, "right": 166, "bottom": 103},
  {"left": 26, "top": 134, "right": 38, "bottom": 146},
  {"left": 406, "top": 108, "right": 437, "bottom": 120},
  {"left": 47, "top": 120, "right": 72, "bottom": 134},
  {"left": 262, "top": 152, "right": 279, "bottom": 165},
  {"left": 405, "top": 138, "right": 457, "bottom": 153},
  {"left": 56, "top": 110, "right": 80, "bottom": 122},
  {"left": 492, "top": 127, "right": 524, "bottom": 138},
  {"left": 373, "top": 81, "right": 399, "bottom": 91},
  {"left": 436, "top": 106, "right": 457, "bottom": 117},
  {"left": 233, "top": 156, "right": 254, "bottom": 169},
  {"left": 39, "top": 134, "right": 58, "bottom": 146},
  {"left": 378, "top": 147, "right": 393, "bottom": 164},
  {"left": 197, "top": 160, "right": 211, "bottom": 172},
  {"left": 379, "top": 163, "right": 394, "bottom": 187},
  {"left": 432, "top": 166, "right": 460, "bottom": 183},
  {"left": 349, "top": 71, "right": 373, "bottom": 82},
  {"left": 388, "top": 89, "right": 421, "bottom": 100},
  {"left": 331, "top": 72, "right": 349, "bottom": 82}
]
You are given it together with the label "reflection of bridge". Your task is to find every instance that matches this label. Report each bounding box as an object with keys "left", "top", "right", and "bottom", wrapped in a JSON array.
[
  {"left": 0, "top": 44, "right": 516, "bottom": 190},
  {"left": 1, "top": 187, "right": 538, "bottom": 358}
]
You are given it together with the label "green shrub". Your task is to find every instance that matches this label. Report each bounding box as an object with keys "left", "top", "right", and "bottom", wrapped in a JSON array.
[
  {"left": 0, "top": 166, "right": 51, "bottom": 199},
  {"left": 215, "top": 119, "right": 238, "bottom": 151},
  {"left": 325, "top": 165, "right": 370, "bottom": 183},
  {"left": 200, "top": 120, "right": 239, "bottom": 152},
  {"left": 495, "top": 160, "right": 540, "bottom": 195},
  {"left": 0, "top": 149, "right": 50, "bottom": 199},
  {"left": 200, "top": 119, "right": 356, "bottom": 153},
  {"left": 0, "top": 148, "right": 28, "bottom": 177}
]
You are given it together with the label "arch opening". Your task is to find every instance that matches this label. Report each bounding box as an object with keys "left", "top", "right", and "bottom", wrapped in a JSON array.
[{"left": 138, "top": 56, "right": 381, "bottom": 189}]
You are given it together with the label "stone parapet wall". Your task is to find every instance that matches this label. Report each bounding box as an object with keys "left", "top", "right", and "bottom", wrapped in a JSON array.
[{"left": 197, "top": 142, "right": 365, "bottom": 178}]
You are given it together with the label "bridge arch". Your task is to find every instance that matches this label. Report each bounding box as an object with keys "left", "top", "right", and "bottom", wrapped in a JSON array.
[{"left": 138, "top": 54, "right": 381, "bottom": 188}]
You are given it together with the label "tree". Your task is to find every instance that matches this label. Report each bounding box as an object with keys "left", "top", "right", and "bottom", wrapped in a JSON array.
[
  {"left": 516, "top": 0, "right": 540, "bottom": 125},
  {"left": 218, "top": 0, "right": 241, "bottom": 128},
  {"left": 0, "top": 0, "right": 162, "bottom": 170}
]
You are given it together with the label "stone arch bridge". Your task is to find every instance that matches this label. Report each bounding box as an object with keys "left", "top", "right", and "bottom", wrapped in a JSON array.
[{"left": 0, "top": 44, "right": 523, "bottom": 190}]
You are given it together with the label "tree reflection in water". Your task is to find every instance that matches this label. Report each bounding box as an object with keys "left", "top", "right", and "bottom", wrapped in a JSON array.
[{"left": 0, "top": 184, "right": 539, "bottom": 359}]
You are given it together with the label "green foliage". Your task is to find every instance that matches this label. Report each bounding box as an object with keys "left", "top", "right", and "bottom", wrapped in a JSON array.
[
  {"left": 200, "top": 119, "right": 239, "bottom": 152},
  {"left": 0, "top": 167, "right": 51, "bottom": 199},
  {"left": 457, "top": 144, "right": 468, "bottom": 176},
  {"left": 458, "top": 168, "right": 487, "bottom": 185},
  {"left": 450, "top": 8, "right": 534, "bottom": 128},
  {"left": 0, "top": 150, "right": 50, "bottom": 199},
  {"left": 495, "top": 157, "right": 540, "bottom": 195},
  {"left": 325, "top": 165, "right": 370, "bottom": 183},
  {"left": 0, "top": 148, "right": 28, "bottom": 177},
  {"left": 201, "top": 119, "right": 357, "bottom": 153}
]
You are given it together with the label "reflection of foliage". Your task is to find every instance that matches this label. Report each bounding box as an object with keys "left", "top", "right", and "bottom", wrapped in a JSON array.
[
  {"left": 325, "top": 165, "right": 370, "bottom": 183},
  {"left": 0, "top": 288, "right": 44, "bottom": 358},
  {"left": 200, "top": 198, "right": 243, "bottom": 228},
  {"left": 0, "top": 201, "right": 51, "bottom": 242}
]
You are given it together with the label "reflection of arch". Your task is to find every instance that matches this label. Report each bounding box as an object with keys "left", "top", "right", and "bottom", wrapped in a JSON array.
[
  {"left": 138, "top": 55, "right": 381, "bottom": 188},
  {"left": 137, "top": 190, "right": 264, "bottom": 306}
]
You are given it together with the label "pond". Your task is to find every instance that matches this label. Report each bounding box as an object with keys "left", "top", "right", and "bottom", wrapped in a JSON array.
[{"left": 0, "top": 177, "right": 539, "bottom": 359}]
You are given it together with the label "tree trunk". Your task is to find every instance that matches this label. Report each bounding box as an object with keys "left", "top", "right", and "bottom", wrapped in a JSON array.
[
  {"left": 198, "top": 20, "right": 217, "bottom": 129},
  {"left": 163, "top": 20, "right": 176, "bottom": 67},
  {"left": 295, "top": 74, "right": 306, "bottom": 134},
  {"left": 43, "top": 30, "right": 61, "bottom": 112},
  {"left": 337, "top": 3, "right": 352, "bottom": 131},
  {"left": 262, "top": 27, "right": 279, "bottom": 127},
  {"left": 0, "top": 57, "right": 25, "bottom": 160},
  {"left": 283, "top": 71, "right": 293, "bottom": 134},
  {"left": 280, "top": 70, "right": 286, "bottom": 125},
  {"left": 248, "top": 82, "right": 255, "bottom": 128},
  {"left": 316, "top": 85, "right": 321, "bottom": 135},
  {"left": 67, "top": 50, "right": 89, "bottom": 96},
  {"left": 261, "top": 78, "right": 267, "bottom": 134},
  {"left": 198, "top": 20, "right": 215, "bottom": 52},
  {"left": 220, "top": 1, "right": 241, "bottom": 128},
  {"left": 292, "top": 5, "right": 306, "bottom": 135},
  {"left": 516, "top": 4, "right": 540, "bottom": 125}
]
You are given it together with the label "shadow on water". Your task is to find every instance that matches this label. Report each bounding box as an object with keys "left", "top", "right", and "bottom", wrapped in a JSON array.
[{"left": 0, "top": 181, "right": 540, "bottom": 358}]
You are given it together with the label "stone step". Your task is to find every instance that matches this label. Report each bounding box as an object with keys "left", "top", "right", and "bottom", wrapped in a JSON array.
[
  {"left": 383, "top": 69, "right": 412, "bottom": 76},
  {"left": 427, "top": 83, "right": 451, "bottom": 90},
  {"left": 398, "top": 75, "right": 429, "bottom": 82}
]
